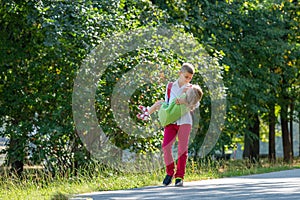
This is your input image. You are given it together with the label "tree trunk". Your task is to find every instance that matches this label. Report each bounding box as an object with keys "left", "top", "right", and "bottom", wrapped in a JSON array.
[
  {"left": 8, "top": 137, "right": 24, "bottom": 176},
  {"left": 269, "top": 104, "right": 276, "bottom": 162},
  {"left": 289, "top": 102, "right": 294, "bottom": 157},
  {"left": 281, "top": 103, "right": 293, "bottom": 163},
  {"left": 243, "top": 114, "right": 260, "bottom": 162},
  {"left": 243, "top": 132, "right": 251, "bottom": 159}
]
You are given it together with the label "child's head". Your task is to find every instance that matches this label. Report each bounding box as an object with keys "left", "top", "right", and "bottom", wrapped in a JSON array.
[
  {"left": 181, "top": 63, "right": 195, "bottom": 74},
  {"left": 185, "top": 84, "right": 203, "bottom": 110},
  {"left": 178, "top": 63, "right": 195, "bottom": 85}
]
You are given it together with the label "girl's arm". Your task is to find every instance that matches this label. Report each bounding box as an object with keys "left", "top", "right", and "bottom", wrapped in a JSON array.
[
  {"left": 147, "top": 100, "right": 164, "bottom": 114},
  {"left": 175, "top": 96, "right": 187, "bottom": 105},
  {"left": 175, "top": 85, "right": 191, "bottom": 105}
]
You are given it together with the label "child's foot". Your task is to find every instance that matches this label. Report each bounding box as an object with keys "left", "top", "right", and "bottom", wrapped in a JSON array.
[
  {"left": 175, "top": 178, "right": 183, "bottom": 187},
  {"left": 137, "top": 105, "right": 150, "bottom": 120},
  {"left": 162, "top": 175, "right": 173, "bottom": 186},
  {"left": 136, "top": 113, "right": 149, "bottom": 121},
  {"left": 138, "top": 105, "right": 148, "bottom": 113}
]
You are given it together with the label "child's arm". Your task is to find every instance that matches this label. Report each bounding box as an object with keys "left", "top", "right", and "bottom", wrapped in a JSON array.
[
  {"left": 175, "top": 96, "right": 187, "bottom": 105},
  {"left": 175, "top": 85, "right": 191, "bottom": 105},
  {"left": 182, "top": 84, "right": 192, "bottom": 93},
  {"left": 147, "top": 100, "right": 164, "bottom": 114}
]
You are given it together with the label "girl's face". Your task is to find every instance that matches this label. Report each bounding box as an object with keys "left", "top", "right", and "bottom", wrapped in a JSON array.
[{"left": 179, "top": 71, "right": 193, "bottom": 85}]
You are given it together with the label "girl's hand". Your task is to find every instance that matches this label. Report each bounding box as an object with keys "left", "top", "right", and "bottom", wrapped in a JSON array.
[
  {"left": 183, "top": 84, "right": 192, "bottom": 93},
  {"left": 175, "top": 97, "right": 185, "bottom": 105}
]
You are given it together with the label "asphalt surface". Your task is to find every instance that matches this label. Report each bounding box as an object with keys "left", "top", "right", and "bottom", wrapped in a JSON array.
[{"left": 71, "top": 169, "right": 300, "bottom": 200}]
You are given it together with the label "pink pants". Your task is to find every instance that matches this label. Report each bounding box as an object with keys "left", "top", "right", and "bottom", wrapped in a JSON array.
[{"left": 162, "top": 124, "right": 191, "bottom": 179}]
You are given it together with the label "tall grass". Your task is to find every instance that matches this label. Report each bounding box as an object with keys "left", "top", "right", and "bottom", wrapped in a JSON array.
[{"left": 0, "top": 158, "right": 299, "bottom": 200}]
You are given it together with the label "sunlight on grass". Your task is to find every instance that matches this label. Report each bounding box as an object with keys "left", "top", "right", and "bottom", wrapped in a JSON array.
[{"left": 0, "top": 158, "right": 299, "bottom": 200}]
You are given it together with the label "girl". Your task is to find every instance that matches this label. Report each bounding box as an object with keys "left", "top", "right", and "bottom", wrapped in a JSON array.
[{"left": 137, "top": 84, "right": 202, "bottom": 127}]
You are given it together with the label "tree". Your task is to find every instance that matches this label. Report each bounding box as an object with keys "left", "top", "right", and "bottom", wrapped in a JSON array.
[
  {"left": 277, "top": 0, "right": 300, "bottom": 163},
  {"left": 150, "top": 0, "right": 299, "bottom": 162},
  {"left": 0, "top": 0, "right": 45, "bottom": 175},
  {"left": 0, "top": 0, "right": 102, "bottom": 175},
  {"left": 0, "top": 0, "right": 173, "bottom": 174}
]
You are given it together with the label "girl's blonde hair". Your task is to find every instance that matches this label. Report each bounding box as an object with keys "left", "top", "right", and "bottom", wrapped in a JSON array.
[{"left": 185, "top": 85, "right": 203, "bottom": 110}]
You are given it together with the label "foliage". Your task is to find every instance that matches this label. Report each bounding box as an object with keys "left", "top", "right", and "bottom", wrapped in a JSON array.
[
  {"left": 157, "top": 0, "right": 300, "bottom": 158},
  {"left": 0, "top": 0, "right": 103, "bottom": 173},
  {"left": 0, "top": 0, "right": 299, "bottom": 175}
]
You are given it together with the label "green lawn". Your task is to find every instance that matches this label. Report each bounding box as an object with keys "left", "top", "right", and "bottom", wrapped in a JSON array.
[{"left": 1, "top": 158, "right": 299, "bottom": 200}]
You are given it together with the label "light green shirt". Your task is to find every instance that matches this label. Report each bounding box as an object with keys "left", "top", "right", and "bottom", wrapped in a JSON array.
[{"left": 158, "top": 94, "right": 190, "bottom": 127}]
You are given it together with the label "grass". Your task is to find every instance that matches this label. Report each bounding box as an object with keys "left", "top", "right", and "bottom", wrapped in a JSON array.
[{"left": 0, "top": 158, "right": 299, "bottom": 200}]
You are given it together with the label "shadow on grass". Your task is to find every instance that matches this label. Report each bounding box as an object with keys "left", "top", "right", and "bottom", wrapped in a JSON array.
[{"left": 51, "top": 192, "right": 68, "bottom": 200}]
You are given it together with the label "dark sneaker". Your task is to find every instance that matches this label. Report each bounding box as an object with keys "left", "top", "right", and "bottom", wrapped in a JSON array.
[
  {"left": 175, "top": 178, "right": 183, "bottom": 187},
  {"left": 162, "top": 175, "right": 173, "bottom": 186}
]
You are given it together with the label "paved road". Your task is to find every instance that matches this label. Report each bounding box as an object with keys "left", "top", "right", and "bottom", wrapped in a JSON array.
[{"left": 71, "top": 169, "right": 300, "bottom": 200}]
